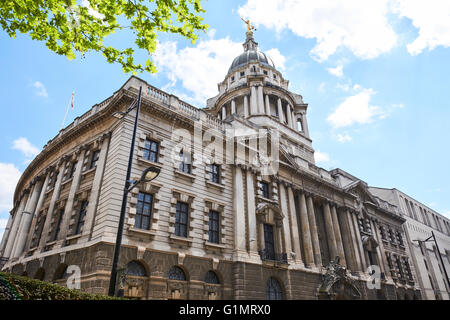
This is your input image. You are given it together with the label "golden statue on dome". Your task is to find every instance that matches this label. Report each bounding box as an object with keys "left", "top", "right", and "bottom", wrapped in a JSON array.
[{"left": 241, "top": 17, "right": 257, "bottom": 32}]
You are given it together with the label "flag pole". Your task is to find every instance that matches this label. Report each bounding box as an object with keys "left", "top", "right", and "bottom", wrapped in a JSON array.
[{"left": 60, "top": 89, "right": 74, "bottom": 131}]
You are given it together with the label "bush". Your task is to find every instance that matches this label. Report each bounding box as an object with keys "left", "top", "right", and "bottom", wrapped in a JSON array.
[{"left": 0, "top": 272, "right": 124, "bottom": 300}]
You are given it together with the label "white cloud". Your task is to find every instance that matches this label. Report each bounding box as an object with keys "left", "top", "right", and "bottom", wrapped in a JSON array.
[
  {"left": 314, "top": 150, "right": 330, "bottom": 164},
  {"left": 327, "top": 65, "right": 344, "bottom": 77},
  {"left": 392, "top": 0, "right": 450, "bottom": 55},
  {"left": 327, "top": 88, "right": 382, "bottom": 128},
  {"left": 239, "top": 0, "right": 397, "bottom": 61},
  {"left": 0, "top": 163, "right": 21, "bottom": 212},
  {"left": 337, "top": 133, "right": 352, "bottom": 143},
  {"left": 12, "top": 137, "right": 40, "bottom": 158},
  {"left": 0, "top": 218, "right": 7, "bottom": 240},
  {"left": 265, "top": 48, "right": 286, "bottom": 70},
  {"left": 33, "top": 81, "right": 48, "bottom": 98},
  {"left": 154, "top": 38, "right": 242, "bottom": 105},
  {"left": 81, "top": 0, "right": 105, "bottom": 19},
  {"left": 154, "top": 36, "right": 287, "bottom": 105}
]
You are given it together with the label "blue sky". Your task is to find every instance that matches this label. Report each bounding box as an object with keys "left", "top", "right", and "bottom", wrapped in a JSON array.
[{"left": 1, "top": 0, "right": 450, "bottom": 239}]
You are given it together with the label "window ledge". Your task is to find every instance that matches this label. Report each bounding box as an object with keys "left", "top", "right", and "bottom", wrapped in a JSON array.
[
  {"left": 61, "top": 177, "right": 73, "bottom": 186},
  {"left": 256, "top": 195, "right": 277, "bottom": 204},
  {"left": 206, "top": 180, "right": 225, "bottom": 189},
  {"left": 128, "top": 227, "right": 157, "bottom": 237},
  {"left": 46, "top": 240, "right": 57, "bottom": 246},
  {"left": 82, "top": 167, "right": 96, "bottom": 176},
  {"left": 204, "top": 242, "right": 227, "bottom": 250},
  {"left": 138, "top": 158, "right": 163, "bottom": 169},
  {"left": 170, "top": 234, "right": 193, "bottom": 245},
  {"left": 174, "top": 169, "right": 195, "bottom": 182},
  {"left": 66, "top": 234, "right": 82, "bottom": 241}
]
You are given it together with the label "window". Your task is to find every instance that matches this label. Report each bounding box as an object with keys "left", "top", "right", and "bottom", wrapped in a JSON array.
[
  {"left": 230, "top": 76, "right": 235, "bottom": 82},
  {"left": 273, "top": 74, "right": 277, "bottom": 80},
  {"left": 52, "top": 209, "right": 64, "bottom": 241},
  {"left": 396, "top": 256, "right": 404, "bottom": 279},
  {"left": 388, "top": 228, "right": 396, "bottom": 244},
  {"left": 178, "top": 149, "right": 191, "bottom": 174},
  {"left": 210, "top": 164, "right": 220, "bottom": 184},
  {"left": 31, "top": 213, "right": 46, "bottom": 248},
  {"left": 135, "top": 192, "right": 153, "bottom": 230},
  {"left": 263, "top": 224, "right": 276, "bottom": 261},
  {"left": 67, "top": 162, "right": 77, "bottom": 180},
  {"left": 125, "top": 261, "right": 147, "bottom": 277},
  {"left": 168, "top": 266, "right": 186, "bottom": 281},
  {"left": 259, "top": 181, "right": 270, "bottom": 199},
  {"left": 263, "top": 70, "right": 268, "bottom": 75},
  {"left": 240, "top": 71, "right": 245, "bottom": 77},
  {"left": 143, "top": 139, "right": 159, "bottom": 162},
  {"left": 175, "top": 202, "right": 189, "bottom": 237},
  {"left": 205, "top": 271, "right": 220, "bottom": 284},
  {"left": 74, "top": 200, "right": 88, "bottom": 235},
  {"left": 266, "top": 277, "right": 283, "bottom": 300},
  {"left": 379, "top": 225, "right": 387, "bottom": 240},
  {"left": 396, "top": 231, "right": 404, "bottom": 246},
  {"left": 89, "top": 150, "right": 100, "bottom": 169},
  {"left": 208, "top": 210, "right": 220, "bottom": 244}
]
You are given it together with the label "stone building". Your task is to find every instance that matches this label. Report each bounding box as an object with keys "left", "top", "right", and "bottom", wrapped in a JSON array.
[
  {"left": 0, "top": 30, "right": 420, "bottom": 300},
  {"left": 369, "top": 187, "right": 450, "bottom": 300}
]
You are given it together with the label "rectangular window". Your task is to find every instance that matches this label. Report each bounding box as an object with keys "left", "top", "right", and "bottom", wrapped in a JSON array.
[
  {"left": 175, "top": 201, "right": 189, "bottom": 237},
  {"left": 263, "top": 70, "right": 268, "bottom": 75},
  {"left": 264, "top": 224, "right": 276, "bottom": 261},
  {"left": 67, "top": 162, "right": 77, "bottom": 180},
  {"left": 75, "top": 200, "right": 88, "bottom": 235},
  {"left": 240, "top": 71, "right": 245, "bottom": 77},
  {"left": 379, "top": 225, "right": 387, "bottom": 240},
  {"left": 135, "top": 192, "right": 153, "bottom": 230},
  {"left": 143, "top": 139, "right": 159, "bottom": 163},
  {"left": 259, "top": 181, "right": 270, "bottom": 199},
  {"left": 52, "top": 209, "right": 64, "bottom": 241},
  {"left": 396, "top": 230, "right": 404, "bottom": 246},
  {"left": 31, "top": 213, "right": 46, "bottom": 248},
  {"left": 179, "top": 149, "right": 191, "bottom": 174},
  {"left": 210, "top": 164, "right": 220, "bottom": 184},
  {"left": 89, "top": 150, "right": 100, "bottom": 169},
  {"left": 208, "top": 210, "right": 220, "bottom": 244}
]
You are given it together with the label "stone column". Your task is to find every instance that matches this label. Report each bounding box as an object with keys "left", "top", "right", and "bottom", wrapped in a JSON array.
[
  {"left": 338, "top": 208, "right": 358, "bottom": 271},
  {"left": 257, "top": 86, "right": 264, "bottom": 114},
  {"left": 299, "top": 192, "right": 313, "bottom": 267},
  {"left": 306, "top": 195, "right": 322, "bottom": 267},
  {"left": 351, "top": 211, "right": 367, "bottom": 272},
  {"left": 279, "top": 184, "right": 292, "bottom": 257},
  {"left": 12, "top": 178, "right": 44, "bottom": 258},
  {"left": 246, "top": 169, "right": 257, "bottom": 253},
  {"left": 286, "top": 105, "right": 293, "bottom": 128},
  {"left": 371, "top": 219, "right": 387, "bottom": 275},
  {"left": 58, "top": 148, "right": 86, "bottom": 241},
  {"left": 330, "top": 205, "right": 346, "bottom": 267},
  {"left": 301, "top": 113, "right": 310, "bottom": 137},
  {"left": 24, "top": 171, "right": 51, "bottom": 253},
  {"left": 344, "top": 210, "right": 362, "bottom": 272},
  {"left": 231, "top": 99, "right": 236, "bottom": 115},
  {"left": 233, "top": 166, "right": 246, "bottom": 252},
  {"left": 0, "top": 215, "right": 13, "bottom": 255},
  {"left": 277, "top": 98, "right": 284, "bottom": 123},
  {"left": 250, "top": 86, "right": 258, "bottom": 115},
  {"left": 287, "top": 187, "right": 302, "bottom": 264},
  {"left": 83, "top": 134, "right": 110, "bottom": 239},
  {"left": 244, "top": 95, "right": 249, "bottom": 117},
  {"left": 38, "top": 161, "right": 65, "bottom": 249},
  {"left": 265, "top": 94, "right": 271, "bottom": 116},
  {"left": 3, "top": 192, "right": 29, "bottom": 258},
  {"left": 10, "top": 189, "right": 34, "bottom": 257},
  {"left": 323, "top": 202, "right": 338, "bottom": 260},
  {"left": 222, "top": 106, "right": 227, "bottom": 120}
]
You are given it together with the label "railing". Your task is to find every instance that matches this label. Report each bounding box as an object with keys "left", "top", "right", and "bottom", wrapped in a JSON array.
[
  {"left": 145, "top": 85, "right": 169, "bottom": 104},
  {"left": 178, "top": 100, "right": 200, "bottom": 120},
  {"left": 258, "top": 249, "right": 288, "bottom": 264}
]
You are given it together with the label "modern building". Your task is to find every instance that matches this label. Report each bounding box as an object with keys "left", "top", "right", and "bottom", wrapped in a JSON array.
[
  {"left": 0, "top": 30, "right": 420, "bottom": 300},
  {"left": 370, "top": 187, "right": 450, "bottom": 300}
]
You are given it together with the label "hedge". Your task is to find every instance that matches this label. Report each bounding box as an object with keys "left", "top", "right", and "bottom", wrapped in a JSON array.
[{"left": 0, "top": 272, "right": 124, "bottom": 300}]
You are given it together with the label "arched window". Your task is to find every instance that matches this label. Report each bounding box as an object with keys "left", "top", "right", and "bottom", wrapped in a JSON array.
[
  {"left": 125, "top": 261, "right": 147, "bottom": 277},
  {"left": 168, "top": 266, "right": 186, "bottom": 281},
  {"left": 266, "top": 277, "right": 283, "bottom": 300},
  {"left": 53, "top": 264, "right": 68, "bottom": 280},
  {"left": 205, "top": 271, "right": 220, "bottom": 284}
]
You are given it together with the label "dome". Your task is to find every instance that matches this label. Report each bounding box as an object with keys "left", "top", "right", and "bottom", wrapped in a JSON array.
[{"left": 228, "top": 49, "right": 276, "bottom": 74}]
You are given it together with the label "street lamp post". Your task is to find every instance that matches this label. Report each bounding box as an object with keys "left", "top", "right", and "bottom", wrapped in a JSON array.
[
  {"left": 108, "top": 86, "right": 160, "bottom": 296},
  {"left": 414, "top": 230, "right": 450, "bottom": 289}
]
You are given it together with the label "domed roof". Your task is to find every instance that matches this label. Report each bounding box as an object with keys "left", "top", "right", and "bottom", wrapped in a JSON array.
[{"left": 228, "top": 50, "right": 275, "bottom": 74}]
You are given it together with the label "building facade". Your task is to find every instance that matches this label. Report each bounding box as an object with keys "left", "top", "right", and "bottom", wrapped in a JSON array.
[
  {"left": 0, "top": 31, "right": 421, "bottom": 300},
  {"left": 370, "top": 187, "right": 450, "bottom": 300}
]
